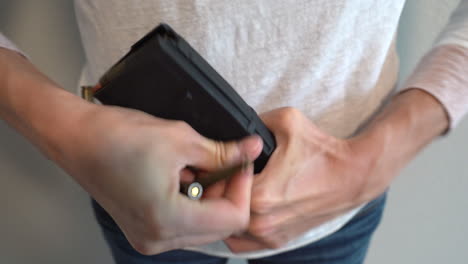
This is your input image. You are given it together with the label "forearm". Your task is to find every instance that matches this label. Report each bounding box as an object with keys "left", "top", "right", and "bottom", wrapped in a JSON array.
[
  {"left": 0, "top": 48, "right": 93, "bottom": 161},
  {"left": 351, "top": 88, "right": 448, "bottom": 202}
]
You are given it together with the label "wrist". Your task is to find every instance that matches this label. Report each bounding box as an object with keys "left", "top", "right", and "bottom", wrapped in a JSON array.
[
  {"left": 28, "top": 85, "right": 96, "bottom": 162},
  {"left": 348, "top": 89, "right": 448, "bottom": 203},
  {"left": 347, "top": 127, "right": 386, "bottom": 204},
  {"left": 0, "top": 49, "right": 96, "bottom": 161}
]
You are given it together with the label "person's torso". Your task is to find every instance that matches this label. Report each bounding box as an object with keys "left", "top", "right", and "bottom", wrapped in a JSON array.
[{"left": 74, "top": 0, "right": 405, "bottom": 258}]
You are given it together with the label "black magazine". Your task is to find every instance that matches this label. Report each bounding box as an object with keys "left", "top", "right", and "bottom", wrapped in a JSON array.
[{"left": 94, "top": 24, "right": 275, "bottom": 173}]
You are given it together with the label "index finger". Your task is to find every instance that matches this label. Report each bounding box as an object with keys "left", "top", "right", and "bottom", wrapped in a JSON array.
[{"left": 176, "top": 163, "right": 254, "bottom": 236}]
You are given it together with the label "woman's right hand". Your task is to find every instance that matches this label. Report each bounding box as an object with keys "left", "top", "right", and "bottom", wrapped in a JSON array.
[
  {"left": 53, "top": 104, "right": 263, "bottom": 255},
  {"left": 0, "top": 48, "right": 262, "bottom": 255}
]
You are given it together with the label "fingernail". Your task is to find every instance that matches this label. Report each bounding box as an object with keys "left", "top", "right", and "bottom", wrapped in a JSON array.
[{"left": 240, "top": 135, "right": 263, "bottom": 159}]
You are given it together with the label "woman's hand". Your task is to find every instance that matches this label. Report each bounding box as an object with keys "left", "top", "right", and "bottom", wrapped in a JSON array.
[
  {"left": 224, "top": 107, "right": 386, "bottom": 252},
  {"left": 0, "top": 48, "right": 265, "bottom": 255},
  {"left": 52, "top": 104, "right": 263, "bottom": 255},
  {"left": 225, "top": 88, "right": 448, "bottom": 253}
]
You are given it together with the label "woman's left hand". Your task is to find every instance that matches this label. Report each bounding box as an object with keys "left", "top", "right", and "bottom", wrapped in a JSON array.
[{"left": 223, "top": 107, "right": 388, "bottom": 252}]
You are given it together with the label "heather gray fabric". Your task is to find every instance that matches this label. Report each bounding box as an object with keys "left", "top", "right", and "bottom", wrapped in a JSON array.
[{"left": 74, "top": 0, "right": 403, "bottom": 139}]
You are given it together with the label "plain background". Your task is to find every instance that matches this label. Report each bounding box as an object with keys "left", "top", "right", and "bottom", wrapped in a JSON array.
[{"left": 0, "top": 1, "right": 466, "bottom": 263}]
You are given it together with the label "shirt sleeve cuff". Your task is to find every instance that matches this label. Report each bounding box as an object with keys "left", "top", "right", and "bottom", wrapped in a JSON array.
[{"left": 401, "top": 44, "right": 468, "bottom": 132}]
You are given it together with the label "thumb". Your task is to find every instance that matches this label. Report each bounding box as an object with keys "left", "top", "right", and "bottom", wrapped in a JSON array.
[{"left": 190, "top": 135, "right": 263, "bottom": 171}]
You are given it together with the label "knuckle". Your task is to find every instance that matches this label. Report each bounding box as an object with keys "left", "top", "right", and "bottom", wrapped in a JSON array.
[
  {"left": 279, "top": 107, "right": 301, "bottom": 122},
  {"left": 172, "top": 120, "right": 192, "bottom": 133},
  {"left": 276, "top": 107, "right": 302, "bottom": 135},
  {"left": 213, "top": 141, "right": 231, "bottom": 167},
  {"left": 249, "top": 224, "right": 270, "bottom": 238},
  {"left": 248, "top": 215, "right": 277, "bottom": 238},
  {"left": 170, "top": 120, "right": 200, "bottom": 149},
  {"left": 251, "top": 198, "right": 274, "bottom": 215},
  {"left": 251, "top": 188, "right": 276, "bottom": 214}
]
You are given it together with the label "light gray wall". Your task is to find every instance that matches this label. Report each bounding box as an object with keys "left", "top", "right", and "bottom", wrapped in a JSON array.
[
  {"left": 0, "top": 1, "right": 466, "bottom": 264},
  {"left": 368, "top": 1, "right": 468, "bottom": 263}
]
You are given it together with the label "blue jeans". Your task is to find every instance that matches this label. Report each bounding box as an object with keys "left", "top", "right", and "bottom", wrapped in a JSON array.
[{"left": 92, "top": 193, "right": 386, "bottom": 264}]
